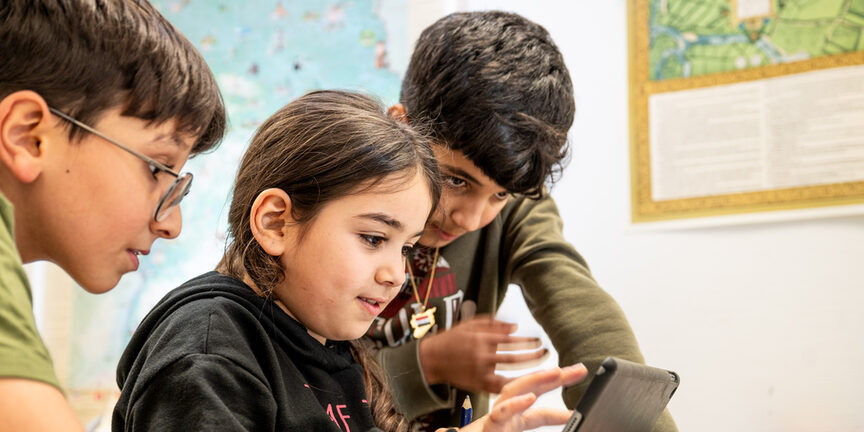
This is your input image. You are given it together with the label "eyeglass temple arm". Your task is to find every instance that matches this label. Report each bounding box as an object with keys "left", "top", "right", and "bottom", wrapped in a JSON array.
[{"left": 47, "top": 107, "right": 180, "bottom": 178}]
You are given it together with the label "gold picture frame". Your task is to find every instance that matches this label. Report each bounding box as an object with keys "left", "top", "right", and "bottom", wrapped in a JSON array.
[{"left": 628, "top": 0, "right": 864, "bottom": 223}]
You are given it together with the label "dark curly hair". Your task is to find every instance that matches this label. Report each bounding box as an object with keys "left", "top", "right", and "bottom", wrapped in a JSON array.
[{"left": 400, "top": 11, "right": 574, "bottom": 198}]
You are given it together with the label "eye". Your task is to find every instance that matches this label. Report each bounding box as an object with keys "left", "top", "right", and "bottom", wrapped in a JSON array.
[
  {"left": 360, "top": 234, "right": 385, "bottom": 248},
  {"left": 444, "top": 176, "right": 467, "bottom": 188},
  {"left": 147, "top": 162, "right": 161, "bottom": 180},
  {"left": 494, "top": 191, "right": 510, "bottom": 201},
  {"left": 148, "top": 160, "right": 177, "bottom": 181},
  {"left": 401, "top": 245, "right": 414, "bottom": 257}
]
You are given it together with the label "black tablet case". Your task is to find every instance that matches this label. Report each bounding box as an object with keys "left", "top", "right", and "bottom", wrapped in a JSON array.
[{"left": 562, "top": 357, "right": 679, "bottom": 432}]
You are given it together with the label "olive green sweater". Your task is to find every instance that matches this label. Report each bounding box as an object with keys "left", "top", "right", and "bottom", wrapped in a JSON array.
[{"left": 370, "top": 194, "right": 676, "bottom": 432}]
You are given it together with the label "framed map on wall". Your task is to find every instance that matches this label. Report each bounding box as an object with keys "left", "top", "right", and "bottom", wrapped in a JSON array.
[{"left": 628, "top": 0, "right": 864, "bottom": 223}]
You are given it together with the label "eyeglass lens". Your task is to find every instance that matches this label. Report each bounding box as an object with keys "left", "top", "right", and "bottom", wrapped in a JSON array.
[{"left": 155, "top": 173, "right": 193, "bottom": 222}]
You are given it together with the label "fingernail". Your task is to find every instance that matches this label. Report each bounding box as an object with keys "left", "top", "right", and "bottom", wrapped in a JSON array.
[{"left": 565, "top": 363, "right": 585, "bottom": 371}]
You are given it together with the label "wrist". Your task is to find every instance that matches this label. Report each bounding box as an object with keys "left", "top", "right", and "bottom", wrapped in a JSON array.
[{"left": 418, "top": 336, "right": 441, "bottom": 385}]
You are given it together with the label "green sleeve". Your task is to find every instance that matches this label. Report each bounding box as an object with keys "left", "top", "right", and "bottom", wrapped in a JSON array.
[
  {"left": 503, "top": 196, "right": 677, "bottom": 432},
  {"left": 373, "top": 339, "right": 452, "bottom": 419},
  {"left": 0, "top": 194, "right": 60, "bottom": 390}
]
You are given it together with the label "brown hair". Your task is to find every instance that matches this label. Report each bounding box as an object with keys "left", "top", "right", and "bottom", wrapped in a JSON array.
[
  {"left": 218, "top": 90, "right": 439, "bottom": 432},
  {"left": 0, "top": 0, "right": 225, "bottom": 154}
]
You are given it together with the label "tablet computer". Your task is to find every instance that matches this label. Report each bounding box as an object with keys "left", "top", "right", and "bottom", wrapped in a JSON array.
[{"left": 562, "top": 357, "right": 679, "bottom": 432}]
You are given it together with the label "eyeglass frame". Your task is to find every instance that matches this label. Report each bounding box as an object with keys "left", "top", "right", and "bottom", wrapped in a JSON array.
[{"left": 48, "top": 107, "right": 193, "bottom": 222}]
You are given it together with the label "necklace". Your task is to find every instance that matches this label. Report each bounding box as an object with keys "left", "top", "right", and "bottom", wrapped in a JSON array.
[{"left": 406, "top": 247, "right": 439, "bottom": 339}]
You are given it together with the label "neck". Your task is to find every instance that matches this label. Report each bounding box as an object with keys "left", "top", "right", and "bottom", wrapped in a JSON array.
[
  {"left": 0, "top": 178, "right": 39, "bottom": 263},
  {"left": 240, "top": 272, "right": 327, "bottom": 345}
]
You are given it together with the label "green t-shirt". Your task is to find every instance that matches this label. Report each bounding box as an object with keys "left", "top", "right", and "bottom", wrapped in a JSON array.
[{"left": 0, "top": 191, "right": 59, "bottom": 389}]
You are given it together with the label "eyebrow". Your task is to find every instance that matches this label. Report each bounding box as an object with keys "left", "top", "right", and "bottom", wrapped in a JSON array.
[
  {"left": 152, "top": 133, "right": 190, "bottom": 150},
  {"left": 441, "top": 165, "right": 482, "bottom": 186},
  {"left": 442, "top": 164, "right": 511, "bottom": 195},
  {"left": 357, "top": 213, "right": 425, "bottom": 238}
]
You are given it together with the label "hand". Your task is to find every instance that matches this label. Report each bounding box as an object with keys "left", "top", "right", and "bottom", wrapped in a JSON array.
[
  {"left": 439, "top": 364, "right": 588, "bottom": 432},
  {"left": 418, "top": 316, "right": 549, "bottom": 393}
]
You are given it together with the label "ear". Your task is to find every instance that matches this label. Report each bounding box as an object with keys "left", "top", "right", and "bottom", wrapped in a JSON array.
[
  {"left": 0, "top": 91, "right": 51, "bottom": 183},
  {"left": 249, "top": 188, "right": 295, "bottom": 257},
  {"left": 387, "top": 103, "right": 408, "bottom": 123}
]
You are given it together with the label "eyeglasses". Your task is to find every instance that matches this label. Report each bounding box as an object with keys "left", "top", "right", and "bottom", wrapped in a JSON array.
[{"left": 48, "top": 107, "right": 193, "bottom": 222}]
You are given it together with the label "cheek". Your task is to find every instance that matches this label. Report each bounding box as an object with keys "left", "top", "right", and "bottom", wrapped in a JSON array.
[
  {"left": 304, "top": 237, "right": 366, "bottom": 294},
  {"left": 480, "top": 202, "right": 506, "bottom": 227},
  {"left": 436, "top": 190, "right": 457, "bottom": 214},
  {"left": 100, "top": 195, "right": 154, "bottom": 235},
  {"left": 88, "top": 171, "right": 160, "bottom": 225},
  {"left": 427, "top": 203, "right": 447, "bottom": 227}
]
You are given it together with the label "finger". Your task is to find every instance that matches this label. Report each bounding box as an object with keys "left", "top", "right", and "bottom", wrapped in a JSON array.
[
  {"left": 497, "top": 368, "right": 563, "bottom": 400},
  {"left": 521, "top": 408, "right": 574, "bottom": 430},
  {"left": 494, "top": 348, "right": 550, "bottom": 371},
  {"left": 498, "top": 364, "right": 586, "bottom": 400},
  {"left": 461, "top": 316, "right": 519, "bottom": 334},
  {"left": 478, "top": 334, "right": 537, "bottom": 351},
  {"left": 496, "top": 337, "right": 543, "bottom": 352},
  {"left": 487, "top": 393, "right": 536, "bottom": 426},
  {"left": 559, "top": 363, "right": 589, "bottom": 387}
]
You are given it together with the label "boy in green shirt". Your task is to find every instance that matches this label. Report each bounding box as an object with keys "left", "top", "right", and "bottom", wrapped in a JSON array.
[
  {"left": 371, "top": 11, "right": 677, "bottom": 432},
  {"left": 0, "top": 1, "right": 225, "bottom": 430}
]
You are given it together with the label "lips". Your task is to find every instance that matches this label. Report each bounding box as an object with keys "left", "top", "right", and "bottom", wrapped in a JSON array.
[
  {"left": 127, "top": 248, "right": 150, "bottom": 271},
  {"left": 438, "top": 230, "right": 457, "bottom": 242},
  {"left": 430, "top": 224, "right": 458, "bottom": 242},
  {"left": 357, "top": 296, "right": 387, "bottom": 315}
]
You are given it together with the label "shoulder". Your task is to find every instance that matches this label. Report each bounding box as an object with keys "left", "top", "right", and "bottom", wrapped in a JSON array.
[
  {"left": 500, "top": 193, "right": 561, "bottom": 221},
  {"left": 141, "top": 271, "right": 268, "bottom": 346},
  {"left": 118, "top": 273, "right": 277, "bottom": 387},
  {"left": 489, "top": 193, "right": 564, "bottom": 239},
  {"left": 138, "top": 293, "right": 272, "bottom": 360}
]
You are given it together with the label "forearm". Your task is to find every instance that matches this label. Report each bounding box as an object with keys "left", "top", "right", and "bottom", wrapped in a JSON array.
[
  {"left": 374, "top": 339, "right": 452, "bottom": 420},
  {"left": 504, "top": 197, "right": 645, "bottom": 406}
]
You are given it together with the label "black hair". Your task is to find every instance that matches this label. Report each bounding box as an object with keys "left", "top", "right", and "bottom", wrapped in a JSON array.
[{"left": 400, "top": 11, "right": 574, "bottom": 197}]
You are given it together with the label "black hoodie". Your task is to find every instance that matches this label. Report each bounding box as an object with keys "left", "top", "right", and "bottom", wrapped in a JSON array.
[{"left": 113, "top": 271, "right": 382, "bottom": 432}]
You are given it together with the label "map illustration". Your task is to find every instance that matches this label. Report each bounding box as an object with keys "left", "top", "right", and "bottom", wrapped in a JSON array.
[{"left": 650, "top": 0, "right": 864, "bottom": 80}]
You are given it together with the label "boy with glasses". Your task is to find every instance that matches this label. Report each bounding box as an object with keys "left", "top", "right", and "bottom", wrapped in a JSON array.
[
  {"left": 0, "top": 1, "right": 226, "bottom": 430},
  {"left": 371, "top": 11, "right": 677, "bottom": 432}
]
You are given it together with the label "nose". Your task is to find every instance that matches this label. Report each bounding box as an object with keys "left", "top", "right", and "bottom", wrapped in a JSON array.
[
  {"left": 376, "top": 254, "right": 407, "bottom": 288},
  {"left": 449, "top": 200, "right": 486, "bottom": 233},
  {"left": 151, "top": 206, "right": 182, "bottom": 239}
]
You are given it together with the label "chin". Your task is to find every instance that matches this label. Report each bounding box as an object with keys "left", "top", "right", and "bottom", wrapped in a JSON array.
[
  {"left": 338, "top": 325, "right": 372, "bottom": 342},
  {"left": 420, "top": 238, "right": 453, "bottom": 249},
  {"left": 74, "top": 272, "right": 123, "bottom": 294}
]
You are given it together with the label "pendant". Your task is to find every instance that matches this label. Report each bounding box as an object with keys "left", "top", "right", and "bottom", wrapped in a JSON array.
[{"left": 410, "top": 307, "right": 437, "bottom": 339}]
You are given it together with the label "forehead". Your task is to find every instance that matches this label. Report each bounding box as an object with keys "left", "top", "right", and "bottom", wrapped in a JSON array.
[
  {"left": 90, "top": 108, "right": 195, "bottom": 153},
  {"left": 431, "top": 145, "right": 506, "bottom": 191},
  {"left": 322, "top": 172, "right": 433, "bottom": 220}
]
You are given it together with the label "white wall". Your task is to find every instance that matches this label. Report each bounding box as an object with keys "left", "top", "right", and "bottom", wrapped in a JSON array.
[{"left": 429, "top": 1, "right": 864, "bottom": 431}]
